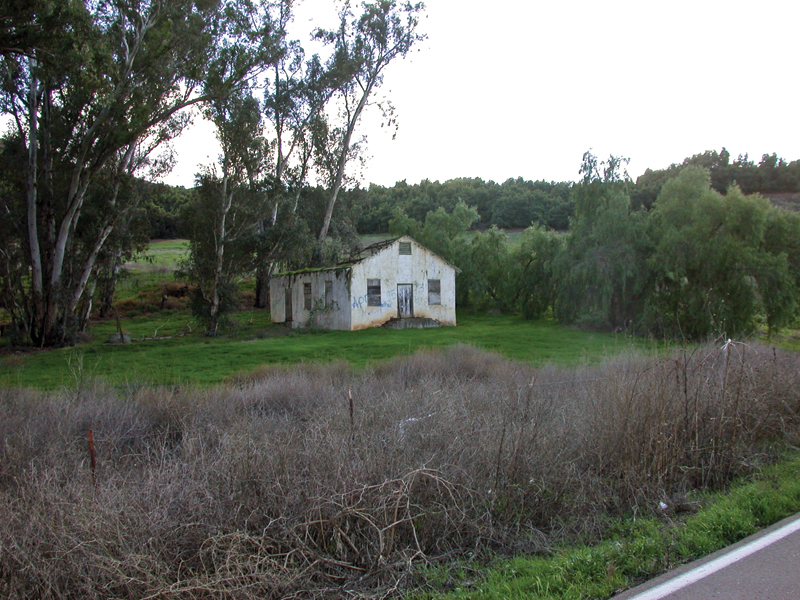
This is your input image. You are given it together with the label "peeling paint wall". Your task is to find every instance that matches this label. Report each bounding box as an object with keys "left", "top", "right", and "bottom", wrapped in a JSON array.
[
  {"left": 269, "top": 268, "right": 351, "bottom": 330},
  {"left": 269, "top": 236, "right": 457, "bottom": 330},
  {"left": 349, "top": 238, "right": 457, "bottom": 330}
]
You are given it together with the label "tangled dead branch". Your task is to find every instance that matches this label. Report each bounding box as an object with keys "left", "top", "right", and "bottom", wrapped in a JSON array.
[{"left": 1, "top": 342, "right": 799, "bottom": 598}]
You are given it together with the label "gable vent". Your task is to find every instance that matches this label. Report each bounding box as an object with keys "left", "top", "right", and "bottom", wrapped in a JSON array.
[{"left": 399, "top": 241, "right": 412, "bottom": 255}]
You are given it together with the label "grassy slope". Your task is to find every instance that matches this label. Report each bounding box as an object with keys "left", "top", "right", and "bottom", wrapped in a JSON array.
[
  {"left": 133, "top": 239, "right": 189, "bottom": 266},
  {"left": 0, "top": 311, "right": 648, "bottom": 389},
  {"left": 114, "top": 239, "right": 190, "bottom": 301}
]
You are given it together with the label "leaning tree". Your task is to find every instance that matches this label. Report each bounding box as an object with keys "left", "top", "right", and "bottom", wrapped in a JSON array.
[{"left": 311, "top": 0, "right": 426, "bottom": 265}]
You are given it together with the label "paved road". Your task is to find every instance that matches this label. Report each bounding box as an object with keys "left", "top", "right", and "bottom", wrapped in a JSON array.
[{"left": 611, "top": 513, "right": 800, "bottom": 600}]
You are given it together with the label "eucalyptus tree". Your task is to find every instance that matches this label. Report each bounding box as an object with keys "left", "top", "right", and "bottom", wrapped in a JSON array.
[
  {"left": 311, "top": 0, "right": 426, "bottom": 265},
  {"left": 182, "top": 92, "right": 266, "bottom": 332},
  {"left": 0, "top": 0, "right": 284, "bottom": 346},
  {"left": 181, "top": 0, "right": 322, "bottom": 330},
  {"left": 253, "top": 34, "right": 339, "bottom": 306},
  {"left": 185, "top": 80, "right": 312, "bottom": 333}
]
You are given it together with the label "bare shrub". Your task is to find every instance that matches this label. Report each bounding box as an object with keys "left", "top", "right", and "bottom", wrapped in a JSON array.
[{"left": 1, "top": 342, "right": 798, "bottom": 598}]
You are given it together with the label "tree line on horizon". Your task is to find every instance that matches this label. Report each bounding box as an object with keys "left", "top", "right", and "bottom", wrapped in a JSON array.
[{"left": 128, "top": 146, "right": 800, "bottom": 244}]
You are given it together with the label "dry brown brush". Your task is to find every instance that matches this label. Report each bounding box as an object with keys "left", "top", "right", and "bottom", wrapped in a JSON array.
[{"left": 1, "top": 342, "right": 799, "bottom": 598}]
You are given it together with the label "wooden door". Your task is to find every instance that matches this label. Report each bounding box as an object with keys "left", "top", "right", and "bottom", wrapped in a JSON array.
[
  {"left": 397, "top": 284, "right": 413, "bottom": 318},
  {"left": 285, "top": 287, "right": 293, "bottom": 322}
]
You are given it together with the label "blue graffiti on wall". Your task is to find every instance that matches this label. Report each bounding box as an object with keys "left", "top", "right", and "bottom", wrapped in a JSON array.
[{"left": 352, "top": 288, "right": 397, "bottom": 311}]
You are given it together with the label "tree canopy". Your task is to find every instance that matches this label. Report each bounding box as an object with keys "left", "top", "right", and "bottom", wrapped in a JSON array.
[{"left": 0, "top": 0, "right": 282, "bottom": 345}]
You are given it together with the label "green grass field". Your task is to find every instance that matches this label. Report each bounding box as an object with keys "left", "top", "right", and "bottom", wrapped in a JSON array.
[
  {"left": 130, "top": 239, "right": 190, "bottom": 269},
  {"left": 115, "top": 239, "right": 190, "bottom": 298},
  {"left": 0, "top": 238, "right": 662, "bottom": 388},
  {"left": 0, "top": 310, "right": 650, "bottom": 389}
]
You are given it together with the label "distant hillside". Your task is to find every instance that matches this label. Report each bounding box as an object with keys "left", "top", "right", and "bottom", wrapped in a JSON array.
[{"left": 761, "top": 192, "right": 800, "bottom": 212}]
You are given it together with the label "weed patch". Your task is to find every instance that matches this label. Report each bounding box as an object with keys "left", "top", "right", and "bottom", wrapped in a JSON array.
[
  {"left": 0, "top": 343, "right": 798, "bottom": 598},
  {"left": 422, "top": 453, "right": 800, "bottom": 599}
]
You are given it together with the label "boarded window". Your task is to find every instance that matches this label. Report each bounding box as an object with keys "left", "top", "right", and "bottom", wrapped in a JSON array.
[
  {"left": 399, "top": 241, "right": 412, "bottom": 255},
  {"left": 367, "top": 279, "right": 381, "bottom": 306},
  {"left": 428, "top": 279, "right": 441, "bottom": 305},
  {"left": 325, "top": 280, "right": 333, "bottom": 306},
  {"left": 304, "top": 282, "right": 312, "bottom": 310}
]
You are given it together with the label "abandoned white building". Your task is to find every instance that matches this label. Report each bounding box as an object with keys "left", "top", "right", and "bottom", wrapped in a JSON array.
[{"left": 269, "top": 236, "right": 459, "bottom": 330}]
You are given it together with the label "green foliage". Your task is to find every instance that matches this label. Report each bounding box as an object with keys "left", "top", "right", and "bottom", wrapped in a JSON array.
[
  {"left": 644, "top": 167, "right": 799, "bottom": 338},
  {"left": 454, "top": 224, "right": 563, "bottom": 318},
  {"left": 552, "top": 153, "right": 800, "bottom": 339},
  {"left": 391, "top": 200, "right": 561, "bottom": 319},
  {"left": 362, "top": 147, "right": 798, "bottom": 335},
  {"left": 379, "top": 149, "right": 800, "bottom": 339},
  {"left": 389, "top": 199, "right": 480, "bottom": 261},
  {"left": 457, "top": 226, "right": 516, "bottom": 312},
  {"left": 631, "top": 148, "right": 800, "bottom": 209},
  {"left": 141, "top": 183, "right": 196, "bottom": 239},
  {"left": 356, "top": 177, "right": 573, "bottom": 233},
  {"left": 760, "top": 208, "right": 800, "bottom": 330},
  {"left": 512, "top": 225, "right": 565, "bottom": 319},
  {"left": 555, "top": 153, "right": 651, "bottom": 329}
]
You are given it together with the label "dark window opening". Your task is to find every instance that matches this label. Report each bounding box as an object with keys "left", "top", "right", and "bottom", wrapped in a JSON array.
[
  {"left": 304, "top": 282, "right": 312, "bottom": 310},
  {"left": 367, "top": 279, "right": 381, "bottom": 306},
  {"left": 325, "top": 280, "right": 333, "bottom": 306},
  {"left": 428, "top": 279, "right": 441, "bottom": 305}
]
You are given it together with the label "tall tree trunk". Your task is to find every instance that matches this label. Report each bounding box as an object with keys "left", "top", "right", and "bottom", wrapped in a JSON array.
[
  {"left": 25, "top": 57, "right": 45, "bottom": 346},
  {"left": 208, "top": 175, "right": 232, "bottom": 333},
  {"left": 76, "top": 279, "right": 96, "bottom": 333},
  {"left": 98, "top": 250, "right": 123, "bottom": 318},
  {"left": 312, "top": 77, "right": 375, "bottom": 266},
  {"left": 255, "top": 146, "right": 283, "bottom": 309}
]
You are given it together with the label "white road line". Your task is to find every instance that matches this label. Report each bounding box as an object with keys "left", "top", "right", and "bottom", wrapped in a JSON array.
[{"left": 625, "top": 516, "right": 800, "bottom": 600}]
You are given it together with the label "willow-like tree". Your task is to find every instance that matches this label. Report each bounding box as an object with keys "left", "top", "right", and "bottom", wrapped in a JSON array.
[
  {"left": 555, "top": 152, "right": 651, "bottom": 329},
  {"left": 645, "top": 166, "right": 800, "bottom": 339}
]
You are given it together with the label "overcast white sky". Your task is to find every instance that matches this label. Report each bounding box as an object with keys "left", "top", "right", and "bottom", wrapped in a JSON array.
[{"left": 163, "top": 0, "right": 800, "bottom": 188}]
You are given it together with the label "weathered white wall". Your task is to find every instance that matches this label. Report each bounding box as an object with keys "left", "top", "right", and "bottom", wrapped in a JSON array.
[
  {"left": 349, "top": 237, "right": 457, "bottom": 330},
  {"left": 270, "top": 268, "right": 351, "bottom": 329},
  {"left": 269, "top": 236, "right": 457, "bottom": 331}
]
